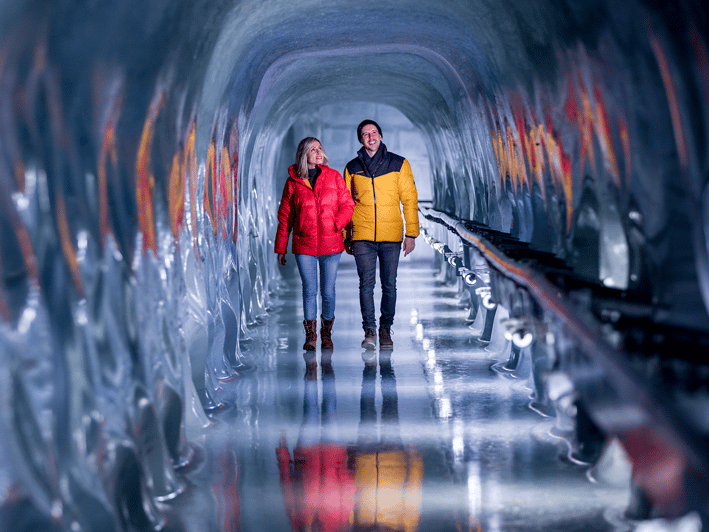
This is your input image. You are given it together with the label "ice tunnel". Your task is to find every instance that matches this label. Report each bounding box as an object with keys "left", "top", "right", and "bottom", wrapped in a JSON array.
[{"left": 1, "top": 0, "right": 709, "bottom": 530}]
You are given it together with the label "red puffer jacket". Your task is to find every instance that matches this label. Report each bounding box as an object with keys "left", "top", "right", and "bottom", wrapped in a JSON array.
[{"left": 275, "top": 165, "right": 355, "bottom": 256}]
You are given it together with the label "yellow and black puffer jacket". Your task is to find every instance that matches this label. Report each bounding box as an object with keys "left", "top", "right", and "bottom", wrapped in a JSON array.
[{"left": 344, "top": 144, "right": 419, "bottom": 242}]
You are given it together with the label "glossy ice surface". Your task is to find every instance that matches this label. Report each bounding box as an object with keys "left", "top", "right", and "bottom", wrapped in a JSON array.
[{"left": 159, "top": 254, "right": 633, "bottom": 531}]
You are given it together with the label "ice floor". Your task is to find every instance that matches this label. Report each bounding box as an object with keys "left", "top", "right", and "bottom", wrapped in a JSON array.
[{"left": 163, "top": 252, "right": 633, "bottom": 532}]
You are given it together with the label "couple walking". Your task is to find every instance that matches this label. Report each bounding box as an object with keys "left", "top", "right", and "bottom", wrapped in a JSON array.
[{"left": 274, "top": 120, "right": 420, "bottom": 352}]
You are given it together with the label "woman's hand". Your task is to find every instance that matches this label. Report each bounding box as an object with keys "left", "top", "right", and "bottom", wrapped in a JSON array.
[{"left": 277, "top": 253, "right": 286, "bottom": 265}]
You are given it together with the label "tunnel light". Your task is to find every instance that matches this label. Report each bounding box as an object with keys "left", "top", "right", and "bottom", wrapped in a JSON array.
[
  {"left": 501, "top": 318, "right": 535, "bottom": 348},
  {"left": 476, "top": 286, "right": 496, "bottom": 309},
  {"left": 446, "top": 251, "right": 463, "bottom": 267},
  {"left": 511, "top": 330, "right": 533, "bottom": 348},
  {"left": 462, "top": 270, "right": 478, "bottom": 286}
]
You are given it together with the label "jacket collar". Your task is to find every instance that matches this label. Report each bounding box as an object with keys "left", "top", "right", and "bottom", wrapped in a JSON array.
[
  {"left": 357, "top": 143, "right": 388, "bottom": 178},
  {"left": 288, "top": 164, "right": 324, "bottom": 187}
]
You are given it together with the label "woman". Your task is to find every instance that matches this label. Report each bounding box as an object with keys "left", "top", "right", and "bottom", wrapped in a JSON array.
[{"left": 275, "top": 137, "right": 355, "bottom": 351}]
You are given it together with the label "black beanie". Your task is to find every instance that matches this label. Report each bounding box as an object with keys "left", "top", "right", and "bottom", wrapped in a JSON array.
[{"left": 357, "top": 119, "right": 383, "bottom": 142}]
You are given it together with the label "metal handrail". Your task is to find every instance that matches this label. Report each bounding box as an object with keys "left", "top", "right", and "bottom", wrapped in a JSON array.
[{"left": 419, "top": 205, "right": 709, "bottom": 476}]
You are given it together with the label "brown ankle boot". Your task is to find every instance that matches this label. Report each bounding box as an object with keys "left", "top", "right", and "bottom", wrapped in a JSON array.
[
  {"left": 379, "top": 327, "right": 393, "bottom": 349},
  {"left": 320, "top": 316, "right": 335, "bottom": 350},
  {"left": 362, "top": 328, "right": 377, "bottom": 350},
  {"left": 303, "top": 319, "right": 317, "bottom": 351}
]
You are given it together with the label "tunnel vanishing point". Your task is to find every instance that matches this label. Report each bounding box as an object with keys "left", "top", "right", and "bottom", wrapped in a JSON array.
[{"left": 1, "top": 0, "right": 709, "bottom": 530}]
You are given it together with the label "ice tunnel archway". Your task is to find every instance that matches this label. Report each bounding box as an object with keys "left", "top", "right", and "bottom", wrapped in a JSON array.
[
  {"left": 1, "top": 0, "right": 709, "bottom": 529},
  {"left": 228, "top": 43, "right": 477, "bottom": 239}
]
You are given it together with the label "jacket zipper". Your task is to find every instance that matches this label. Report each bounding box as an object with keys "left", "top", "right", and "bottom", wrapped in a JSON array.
[
  {"left": 371, "top": 176, "right": 377, "bottom": 242},
  {"left": 295, "top": 175, "right": 320, "bottom": 253},
  {"left": 312, "top": 178, "right": 320, "bottom": 253}
]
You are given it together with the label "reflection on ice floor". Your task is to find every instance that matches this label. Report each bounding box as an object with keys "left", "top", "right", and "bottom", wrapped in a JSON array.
[{"left": 170, "top": 255, "right": 636, "bottom": 532}]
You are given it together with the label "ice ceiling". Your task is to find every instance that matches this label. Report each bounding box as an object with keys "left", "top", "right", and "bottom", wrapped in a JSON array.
[{"left": 1, "top": 0, "right": 708, "bottom": 529}]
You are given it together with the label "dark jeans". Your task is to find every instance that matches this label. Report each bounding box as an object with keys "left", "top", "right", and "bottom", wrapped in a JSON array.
[{"left": 353, "top": 241, "right": 401, "bottom": 330}]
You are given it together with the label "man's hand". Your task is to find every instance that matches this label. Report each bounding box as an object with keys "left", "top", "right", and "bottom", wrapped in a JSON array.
[
  {"left": 277, "top": 253, "right": 286, "bottom": 265},
  {"left": 403, "top": 236, "right": 416, "bottom": 256},
  {"left": 344, "top": 239, "right": 354, "bottom": 255}
]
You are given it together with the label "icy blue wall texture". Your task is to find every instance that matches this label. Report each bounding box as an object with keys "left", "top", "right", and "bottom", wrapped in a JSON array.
[{"left": 0, "top": 0, "right": 707, "bottom": 529}]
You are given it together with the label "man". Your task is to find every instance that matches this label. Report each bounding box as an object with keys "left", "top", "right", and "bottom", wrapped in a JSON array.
[{"left": 344, "top": 119, "right": 419, "bottom": 349}]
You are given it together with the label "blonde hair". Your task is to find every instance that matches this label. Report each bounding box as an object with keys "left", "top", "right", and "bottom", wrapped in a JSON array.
[{"left": 295, "top": 137, "right": 329, "bottom": 179}]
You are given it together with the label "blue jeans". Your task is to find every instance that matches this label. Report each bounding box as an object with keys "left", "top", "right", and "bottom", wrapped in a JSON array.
[
  {"left": 294, "top": 253, "right": 342, "bottom": 320},
  {"left": 353, "top": 241, "right": 401, "bottom": 330}
]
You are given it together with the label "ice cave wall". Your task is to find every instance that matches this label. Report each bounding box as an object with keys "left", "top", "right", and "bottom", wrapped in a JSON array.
[{"left": 0, "top": 0, "right": 707, "bottom": 529}]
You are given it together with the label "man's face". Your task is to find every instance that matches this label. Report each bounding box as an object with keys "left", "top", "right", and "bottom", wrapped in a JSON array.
[{"left": 360, "top": 124, "right": 381, "bottom": 157}]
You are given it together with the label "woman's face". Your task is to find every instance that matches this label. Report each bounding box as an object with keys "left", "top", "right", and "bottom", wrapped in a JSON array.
[{"left": 306, "top": 142, "right": 324, "bottom": 168}]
